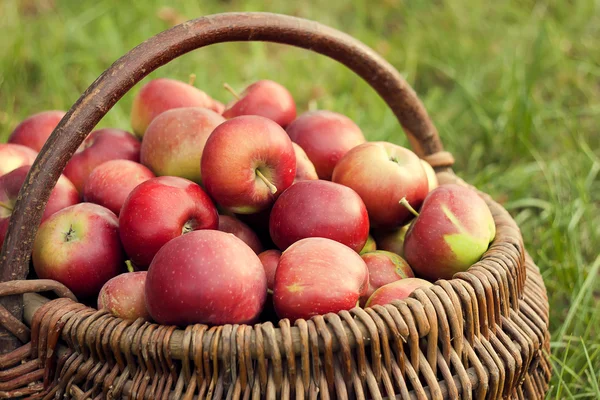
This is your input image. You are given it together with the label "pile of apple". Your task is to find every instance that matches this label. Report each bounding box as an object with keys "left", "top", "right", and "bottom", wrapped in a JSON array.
[{"left": 0, "top": 77, "right": 496, "bottom": 326}]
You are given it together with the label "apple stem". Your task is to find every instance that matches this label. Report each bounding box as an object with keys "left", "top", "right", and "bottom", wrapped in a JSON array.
[
  {"left": 223, "top": 83, "right": 241, "bottom": 100},
  {"left": 267, "top": 288, "right": 274, "bottom": 295},
  {"left": 399, "top": 197, "right": 420, "bottom": 217},
  {"left": 126, "top": 260, "right": 134, "bottom": 273},
  {"left": 0, "top": 201, "right": 13, "bottom": 212},
  {"left": 256, "top": 169, "right": 277, "bottom": 195},
  {"left": 188, "top": 73, "right": 196, "bottom": 86}
]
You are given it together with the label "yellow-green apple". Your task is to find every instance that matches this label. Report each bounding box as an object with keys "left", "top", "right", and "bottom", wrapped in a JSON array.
[
  {"left": 359, "top": 234, "right": 377, "bottom": 254},
  {"left": 402, "top": 184, "right": 496, "bottom": 281},
  {"left": 63, "top": 128, "right": 140, "bottom": 194},
  {"left": 83, "top": 160, "right": 155, "bottom": 216},
  {"left": 145, "top": 230, "right": 267, "bottom": 326},
  {"left": 421, "top": 160, "right": 438, "bottom": 192},
  {"left": 222, "top": 80, "right": 296, "bottom": 127},
  {"left": 0, "top": 165, "right": 79, "bottom": 247},
  {"left": 366, "top": 278, "right": 433, "bottom": 307},
  {"left": 292, "top": 143, "right": 318, "bottom": 182},
  {"left": 258, "top": 249, "right": 281, "bottom": 291},
  {"left": 119, "top": 176, "right": 218, "bottom": 269},
  {"left": 201, "top": 116, "right": 296, "bottom": 214},
  {"left": 8, "top": 110, "right": 65, "bottom": 152},
  {"left": 269, "top": 180, "right": 369, "bottom": 252},
  {"left": 140, "top": 107, "right": 225, "bottom": 183},
  {"left": 273, "top": 237, "right": 369, "bottom": 322},
  {"left": 97, "top": 271, "right": 150, "bottom": 321},
  {"left": 218, "top": 215, "right": 263, "bottom": 254},
  {"left": 32, "top": 203, "right": 125, "bottom": 299},
  {"left": 131, "top": 78, "right": 222, "bottom": 137},
  {"left": 373, "top": 225, "right": 409, "bottom": 257},
  {"left": 359, "top": 250, "right": 414, "bottom": 306},
  {"left": 286, "top": 110, "right": 365, "bottom": 180},
  {"left": 0, "top": 143, "right": 38, "bottom": 177},
  {"left": 332, "top": 142, "right": 429, "bottom": 229}
]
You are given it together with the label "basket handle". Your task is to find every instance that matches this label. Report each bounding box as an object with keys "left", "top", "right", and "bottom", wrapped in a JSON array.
[{"left": 0, "top": 12, "right": 454, "bottom": 313}]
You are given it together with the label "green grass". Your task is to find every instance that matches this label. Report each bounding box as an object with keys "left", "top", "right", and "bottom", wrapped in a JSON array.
[{"left": 1, "top": 0, "right": 599, "bottom": 398}]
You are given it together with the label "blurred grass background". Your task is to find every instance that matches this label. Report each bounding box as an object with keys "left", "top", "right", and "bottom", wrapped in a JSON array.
[{"left": 1, "top": 0, "right": 599, "bottom": 397}]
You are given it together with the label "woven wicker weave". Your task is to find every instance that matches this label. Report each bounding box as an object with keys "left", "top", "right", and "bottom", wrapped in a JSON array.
[{"left": 0, "top": 12, "right": 551, "bottom": 399}]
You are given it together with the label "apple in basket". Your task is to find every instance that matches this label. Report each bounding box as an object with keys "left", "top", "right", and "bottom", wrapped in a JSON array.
[
  {"left": 332, "top": 141, "right": 429, "bottom": 230},
  {"left": 359, "top": 250, "right": 415, "bottom": 306},
  {"left": 366, "top": 278, "right": 433, "bottom": 307},
  {"left": 0, "top": 143, "right": 38, "bottom": 178},
  {"left": 62, "top": 128, "right": 141, "bottom": 194},
  {"left": 98, "top": 271, "right": 150, "bottom": 321},
  {"left": 402, "top": 184, "right": 496, "bottom": 281},
  {"left": 258, "top": 249, "right": 281, "bottom": 292},
  {"left": 119, "top": 176, "right": 218, "bottom": 269},
  {"left": 32, "top": 203, "right": 125, "bottom": 300},
  {"left": 286, "top": 110, "right": 366, "bottom": 180},
  {"left": 0, "top": 165, "right": 79, "bottom": 247},
  {"left": 222, "top": 79, "right": 297, "bottom": 127},
  {"left": 269, "top": 180, "right": 370, "bottom": 252},
  {"left": 292, "top": 143, "right": 318, "bottom": 182},
  {"left": 7, "top": 110, "right": 66, "bottom": 152},
  {"left": 201, "top": 115, "right": 296, "bottom": 214},
  {"left": 273, "top": 237, "right": 369, "bottom": 322},
  {"left": 145, "top": 230, "right": 267, "bottom": 326},
  {"left": 140, "top": 107, "right": 225, "bottom": 184},
  {"left": 83, "top": 160, "right": 155, "bottom": 216},
  {"left": 130, "top": 77, "right": 223, "bottom": 137}
]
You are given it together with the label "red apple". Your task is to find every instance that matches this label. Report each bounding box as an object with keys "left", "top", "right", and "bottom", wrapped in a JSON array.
[
  {"left": 403, "top": 184, "right": 496, "bottom": 281},
  {"left": 140, "top": 107, "right": 225, "bottom": 183},
  {"left": 359, "top": 250, "right": 414, "bottom": 306},
  {"left": 8, "top": 110, "right": 65, "bottom": 152},
  {"left": 222, "top": 80, "right": 296, "bottom": 127},
  {"left": 0, "top": 143, "right": 38, "bottom": 178},
  {"left": 359, "top": 234, "right": 377, "bottom": 254},
  {"left": 32, "top": 203, "right": 125, "bottom": 299},
  {"left": 273, "top": 237, "right": 369, "bottom": 322},
  {"left": 258, "top": 249, "right": 281, "bottom": 291},
  {"left": 292, "top": 143, "right": 318, "bottom": 182},
  {"left": 201, "top": 115, "right": 296, "bottom": 214},
  {"left": 286, "top": 110, "right": 366, "bottom": 180},
  {"left": 373, "top": 225, "right": 409, "bottom": 257},
  {"left": 83, "top": 160, "right": 155, "bottom": 216},
  {"left": 97, "top": 271, "right": 150, "bottom": 321},
  {"left": 63, "top": 128, "right": 141, "bottom": 194},
  {"left": 332, "top": 142, "right": 429, "bottom": 229},
  {"left": 269, "top": 180, "right": 369, "bottom": 252},
  {"left": 131, "top": 78, "right": 222, "bottom": 137},
  {"left": 218, "top": 215, "right": 263, "bottom": 254},
  {"left": 119, "top": 176, "right": 218, "bottom": 269},
  {"left": 145, "top": 230, "right": 267, "bottom": 326},
  {"left": 0, "top": 165, "right": 79, "bottom": 247},
  {"left": 421, "top": 160, "right": 439, "bottom": 192},
  {"left": 366, "top": 278, "right": 433, "bottom": 307}
]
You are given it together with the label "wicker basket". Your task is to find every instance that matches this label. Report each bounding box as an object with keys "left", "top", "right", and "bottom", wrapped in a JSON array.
[{"left": 0, "top": 12, "right": 551, "bottom": 399}]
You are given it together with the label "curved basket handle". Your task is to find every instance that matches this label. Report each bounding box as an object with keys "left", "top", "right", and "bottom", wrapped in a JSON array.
[{"left": 0, "top": 12, "right": 453, "bottom": 297}]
